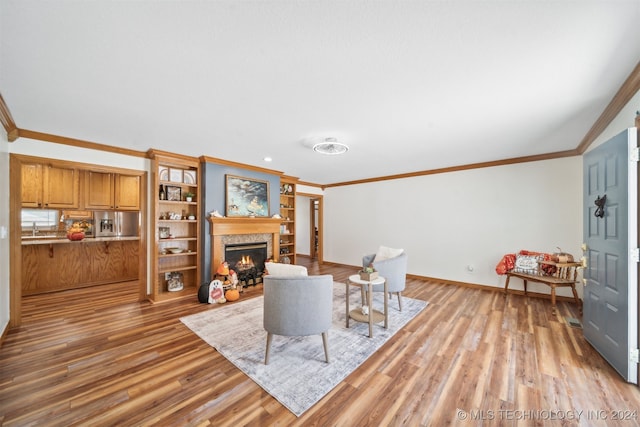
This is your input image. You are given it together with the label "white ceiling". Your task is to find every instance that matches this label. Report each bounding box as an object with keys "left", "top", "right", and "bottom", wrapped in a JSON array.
[{"left": 2, "top": 1, "right": 640, "bottom": 185}]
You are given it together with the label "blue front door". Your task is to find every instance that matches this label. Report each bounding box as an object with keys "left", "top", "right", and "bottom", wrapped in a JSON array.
[{"left": 583, "top": 128, "right": 638, "bottom": 383}]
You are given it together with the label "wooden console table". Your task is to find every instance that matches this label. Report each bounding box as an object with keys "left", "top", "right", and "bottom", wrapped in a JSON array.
[{"left": 504, "top": 261, "right": 582, "bottom": 315}]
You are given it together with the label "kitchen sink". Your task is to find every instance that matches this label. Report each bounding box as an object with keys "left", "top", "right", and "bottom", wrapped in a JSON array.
[{"left": 21, "top": 234, "right": 63, "bottom": 240}]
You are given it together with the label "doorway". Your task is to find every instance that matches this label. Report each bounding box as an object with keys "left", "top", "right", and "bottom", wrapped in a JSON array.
[{"left": 296, "top": 193, "right": 323, "bottom": 263}]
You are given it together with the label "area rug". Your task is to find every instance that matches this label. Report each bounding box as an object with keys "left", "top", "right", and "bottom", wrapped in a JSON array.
[{"left": 180, "top": 282, "right": 428, "bottom": 417}]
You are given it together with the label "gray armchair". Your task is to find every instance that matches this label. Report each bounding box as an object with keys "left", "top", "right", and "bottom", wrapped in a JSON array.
[
  {"left": 263, "top": 274, "right": 334, "bottom": 364},
  {"left": 362, "top": 251, "right": 408, "bottom": 311}
]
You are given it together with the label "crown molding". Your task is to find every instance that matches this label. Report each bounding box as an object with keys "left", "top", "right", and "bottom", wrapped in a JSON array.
[
  {"left": 323, "top": 149, "right": 579, "bottom": 188},
  {"left": 200, "top": 155, "right": 284, "bottom": 176},
  {"left": 576, "top": 59, "right": 640, "bottom": 154},
  {"left": 0, "top": 92, "right": 18, "bottom": 141}
]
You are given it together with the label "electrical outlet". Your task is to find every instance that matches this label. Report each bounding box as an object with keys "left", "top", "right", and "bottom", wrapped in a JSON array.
[
  {"left": 0, "top": 226, "right": 6, "bottom": 239},
  {"left": 165, "top": 272, "right": 171, "bottom": 280}
]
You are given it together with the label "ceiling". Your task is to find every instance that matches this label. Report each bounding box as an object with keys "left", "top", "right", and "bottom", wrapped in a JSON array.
[{"left": 2, "top": 1, "right": 640, "bottom": 186}]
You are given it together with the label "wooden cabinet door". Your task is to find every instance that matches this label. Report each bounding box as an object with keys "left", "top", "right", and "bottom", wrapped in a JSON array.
[
  {"left": 84, "top": 171, "right": 115, "bottom": 209},
  {"left": 22, "top": 244, "right": 86, "bottom": 295},
  {"left": 43, "top": 165, "right": 79, "bottom": 208},
  {"left": 21, "top": 163, "right": 43, "bottom": 207},
  {"left": 85, "top": 241, "right": 138, "bottom": 283},
  {"left": 114, "top": 174, "right": 140, "bottom": 210}
]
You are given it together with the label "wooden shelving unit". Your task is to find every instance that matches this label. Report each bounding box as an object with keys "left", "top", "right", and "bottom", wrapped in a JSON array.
[
  {"left": 149, "top": 150, "right": 201, "bottom": 302},
  {"left": 279, "top": 178, "right": 296, "bottom": 264}
]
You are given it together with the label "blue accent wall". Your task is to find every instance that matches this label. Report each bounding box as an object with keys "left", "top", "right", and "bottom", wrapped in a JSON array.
[{"left": 200, "top": 162, "right": 281, "bottom": 282}]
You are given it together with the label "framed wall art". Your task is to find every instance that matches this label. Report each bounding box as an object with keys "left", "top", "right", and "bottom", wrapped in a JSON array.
[
  {"left": 225, "top": 175, "right": 270, "bottom": 217},
  {"left": 166, "top": 185, "right": 182, "bottom": 201},
  {"left": 159, "top": 226, "right": 170, "bottom": 239},
  {"left": 183, "top": 169, "right": 197, "bottom": 185},
  {"left": 158, "top": 166, "right": 169, "bottom": 181},
  {"left": 169, "top": 168, "right": 183, "bottom": 183}
]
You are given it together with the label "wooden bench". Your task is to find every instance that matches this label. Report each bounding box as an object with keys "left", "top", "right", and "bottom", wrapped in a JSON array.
[{"left": 504, "top": 261, "right": 582, "bottom": 315}]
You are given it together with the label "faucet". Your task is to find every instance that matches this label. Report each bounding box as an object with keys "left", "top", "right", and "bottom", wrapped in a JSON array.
[{"left": 32, "top": 221, "right": 38, "bottom": 236}]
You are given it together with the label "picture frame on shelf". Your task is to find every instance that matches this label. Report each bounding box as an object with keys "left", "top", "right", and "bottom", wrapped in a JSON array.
[
  {"left": 167, "top": 272, "right": 184, "bottom": 292},
  {"left": 169, "top": 168, "right": 183, "bottom": 183},
  {"left": 225, "top": 174, "right": 270, "bottom": 217},
  {"left": 159, "top": 226, "right": 170, "bottom": 239},
  {"left": 158, "top": 166, "right": 169, "bottom": 181},
  {"left": 166, "top": 185, "right": 182, "bottom": 201},
  {"left": 183, "top": 170, "right": 197, "bottom": 185}
]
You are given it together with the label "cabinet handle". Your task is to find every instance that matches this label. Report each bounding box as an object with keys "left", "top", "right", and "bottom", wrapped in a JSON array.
[
  {"left": 104, "top": 241, "right": 110, "bottom": 254},
  {"left": 48, "top": 244, "right": 54, "bottom": 258}
]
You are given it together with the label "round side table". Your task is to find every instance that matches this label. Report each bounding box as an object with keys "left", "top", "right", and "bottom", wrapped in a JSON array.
[{"left": 346, "top": 274, "right": 388, "bottom": 337}]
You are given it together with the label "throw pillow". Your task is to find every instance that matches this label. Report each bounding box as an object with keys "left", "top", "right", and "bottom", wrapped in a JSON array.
[
  {"left": 375, "top": 245, "right": 404, "bottom": 261},
  {"left": 264, "top": 262, "right": 308, "bottom": 276},
  {"left": 513, "top": 254, "right": 542, "bottom": 275}
]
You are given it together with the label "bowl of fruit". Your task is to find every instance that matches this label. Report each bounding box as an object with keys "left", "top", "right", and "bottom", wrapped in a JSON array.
[{"left": 67, "top": 222, "right": 87, "bottom": 241}]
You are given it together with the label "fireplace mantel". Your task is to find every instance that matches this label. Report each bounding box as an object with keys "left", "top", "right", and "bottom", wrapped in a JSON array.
[
  {"left": 207, "top": 217, "right": 281, "bottom": 279},
  {"left": 208, "top": 217, "right": 281, "bottom": 236}
]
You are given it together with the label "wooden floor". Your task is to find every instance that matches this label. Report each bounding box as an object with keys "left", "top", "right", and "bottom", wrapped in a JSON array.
[{"left": 2, "top": 258, "right": 640, "bottom": 426}]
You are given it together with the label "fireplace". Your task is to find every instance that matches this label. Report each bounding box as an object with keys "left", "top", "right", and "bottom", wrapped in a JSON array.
[
  {"left": 207, "top": 217, "right": 281, "bottom": 281},
  {"left": 225, "top": 242, "right": 268, "bottom": 286}
]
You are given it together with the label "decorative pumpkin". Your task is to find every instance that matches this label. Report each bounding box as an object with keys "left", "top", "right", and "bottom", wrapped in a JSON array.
[
  {"left": 217, "top": 262, "right": 230, "bottom": 276},
  {"left": 225, "top": 288, "right": 240, "bottom": 302},
  {"left": 553, "top": 247, "right": 574, "bottom": 263}
]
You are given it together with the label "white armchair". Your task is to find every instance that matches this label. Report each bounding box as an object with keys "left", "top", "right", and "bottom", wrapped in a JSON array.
[
  {"left": 362, "top": 250, "right": 408, "bottom": 311},
  {"left": 263, "top": 274, "right": 334, "bottom": 364}
]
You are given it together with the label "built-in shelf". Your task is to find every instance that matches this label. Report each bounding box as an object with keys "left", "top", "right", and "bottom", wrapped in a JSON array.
[
  {"left": 149, "top": 150, "right": 201, "bottom": 303},
  {"left": 279, "top": 179, "right": 297, "bottom": 264}
]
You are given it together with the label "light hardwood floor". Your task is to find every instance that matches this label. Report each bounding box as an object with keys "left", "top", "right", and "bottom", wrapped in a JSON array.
[{"left": 1, "top": 257, "right": 640, "bottom": 426}]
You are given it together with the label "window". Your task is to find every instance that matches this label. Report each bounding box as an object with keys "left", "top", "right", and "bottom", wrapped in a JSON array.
[{"left": 21, "top": 209, "right": 59, "bottom": 231}]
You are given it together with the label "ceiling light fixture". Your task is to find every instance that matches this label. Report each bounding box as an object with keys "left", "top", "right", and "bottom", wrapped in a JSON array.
[{"left": 313, "top": 137, "right": 349, "bottom": 155}]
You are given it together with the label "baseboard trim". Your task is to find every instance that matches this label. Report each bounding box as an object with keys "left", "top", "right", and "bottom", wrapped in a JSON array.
[{"left": 321, "top": 260, "right": 581, "bottom": 304}]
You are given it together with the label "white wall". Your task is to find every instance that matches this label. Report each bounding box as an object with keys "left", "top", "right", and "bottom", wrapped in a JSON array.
[
  {"left": 296, "top": 184, "right": 323, "bottom": 196},
  {"left": 324, "top": 156, "right": 583, "bottom": 297},
  {"left": 0, "top": 132, "right": 10, "bottom": 333},
  {"left": 9, "top": 139, "right": 148, "bottom": 170}
]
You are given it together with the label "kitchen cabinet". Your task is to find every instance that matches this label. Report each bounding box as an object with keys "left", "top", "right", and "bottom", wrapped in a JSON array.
[
  {"left": 21, "top": 162, "right": 80, "bottom": 209},
  {"left": 84, "top": 171, "right": 140, "bottom": 210},
  {"left": 279, "top": 178, "right": 296, "bottom": 264},
  {"left": 21, "top": 239, "right": 139, "bottom": 295},
  {"left": 148, "top": 150, "right": 201, "bottom": 302}
]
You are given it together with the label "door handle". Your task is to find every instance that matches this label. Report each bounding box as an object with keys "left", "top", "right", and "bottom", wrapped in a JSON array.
[
  {"left": 582, "top": 278, "right": 588, "bottom": 286},
  {"left": 581, "top": 243, "right": 588, "bottom": 252}
]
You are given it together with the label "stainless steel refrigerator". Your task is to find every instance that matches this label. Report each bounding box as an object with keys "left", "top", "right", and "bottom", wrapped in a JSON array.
[{"left": 93, "top": 211, "right": 139, "bottom": 237}]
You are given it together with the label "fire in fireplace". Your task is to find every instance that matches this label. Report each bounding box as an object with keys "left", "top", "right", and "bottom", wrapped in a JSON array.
[{"left": 224, "top": 242, "right": 268, "bottom": 286}]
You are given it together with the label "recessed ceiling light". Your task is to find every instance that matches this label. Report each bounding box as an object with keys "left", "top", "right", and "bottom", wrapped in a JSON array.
[
  {"left": 264, "top": 157, "right": 272, "bottom": 162},
  {"left": 313, "top": 138, "right": 349, "bottom": 155}
]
